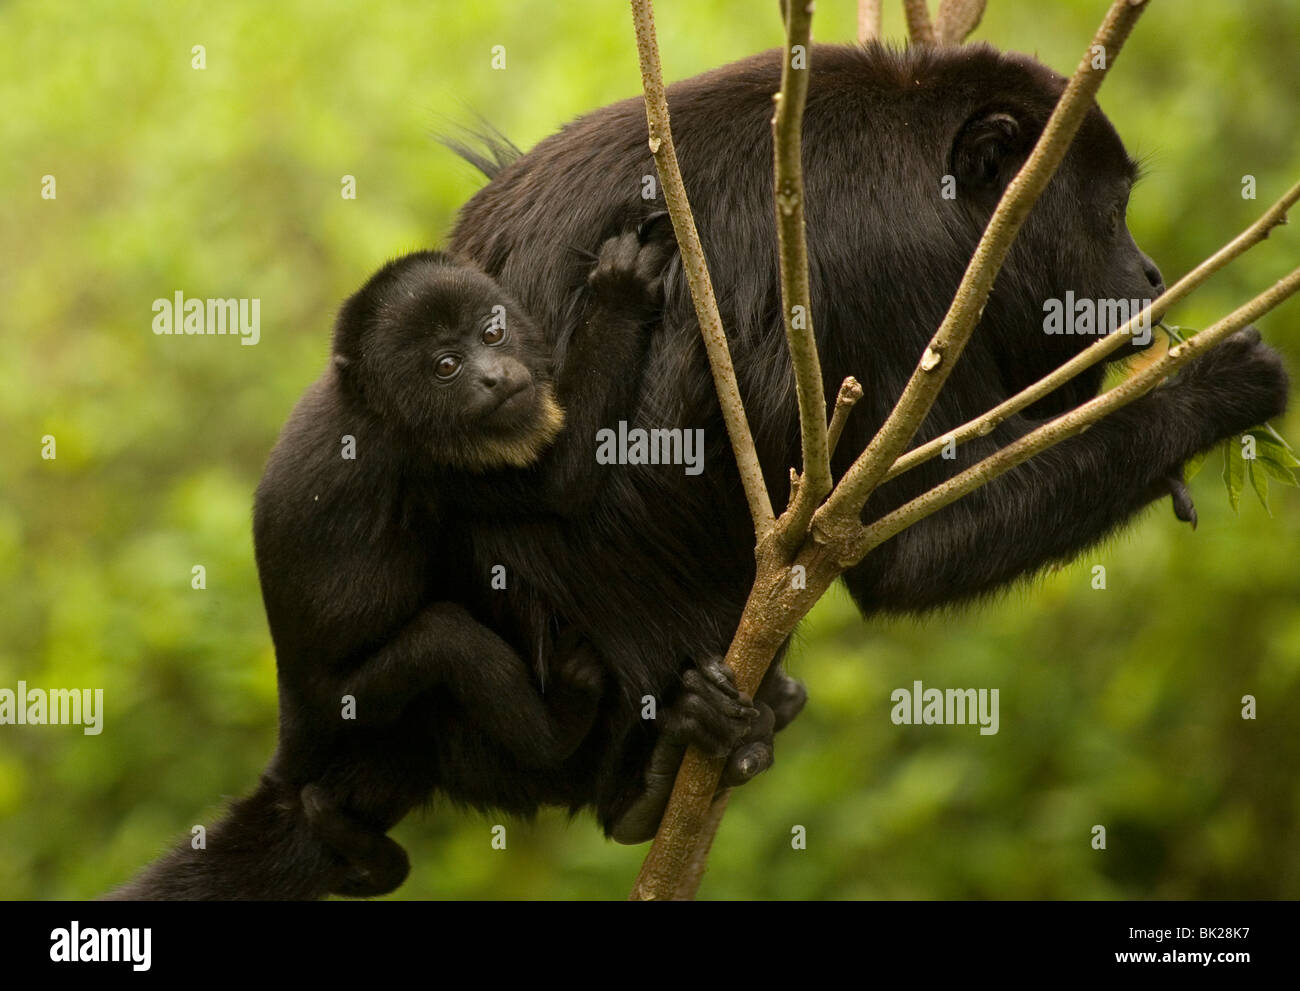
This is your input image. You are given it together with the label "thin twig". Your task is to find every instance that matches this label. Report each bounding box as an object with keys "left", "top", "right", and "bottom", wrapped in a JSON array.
[
  {"left": 859, "top": 0, "right": 883, "bottom": 43},
  {"left": 903, "top": 0, "right": 937, "bottom": 43},
  {"left": 630, "top": 0, "right": 776, "bottom": 537},
  {"left": 771, "top": 0, "right": 832, "bottom": 548},
  {"left": 827, "top": 376, "right": 864, "bottom": 458}
]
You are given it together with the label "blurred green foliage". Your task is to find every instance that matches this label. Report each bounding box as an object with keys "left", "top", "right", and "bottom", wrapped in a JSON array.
[{"left": 1, "top": 0, "right": 1297, "bottom": 900}]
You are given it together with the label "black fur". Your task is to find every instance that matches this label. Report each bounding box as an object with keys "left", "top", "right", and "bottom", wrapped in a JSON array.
[{"left": 443, "top": 43, "right": 1289, "bottom": 833}]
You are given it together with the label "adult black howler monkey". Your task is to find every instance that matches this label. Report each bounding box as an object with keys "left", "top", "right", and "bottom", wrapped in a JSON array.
[{"left": 445, "top": 42, "right": 1289, "bottom": 840}]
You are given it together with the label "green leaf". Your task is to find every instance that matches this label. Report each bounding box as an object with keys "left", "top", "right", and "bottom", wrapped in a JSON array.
[
  {"left": 1223, "top": 437, "right": 1245, "bottom": 513},
  {"left": 1247, "top": 424, "right": 1300, "bottom": 488},
  {"left": 1256, "top": 452, "right": 1300, "bottom": 487},
  {"left": 1256, "top": 433, "right": 1300, "bottom": 469},
  {"left": 1184, "top": 447, "right": 1209, "bottom": 482},
  {"left": 1248, "top": 461, "right": 1271, "bottom": 515}
]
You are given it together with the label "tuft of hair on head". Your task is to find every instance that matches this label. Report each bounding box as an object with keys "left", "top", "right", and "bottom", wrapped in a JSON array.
[{"left": 437, "top": 116, "right": 524, "bottom": 180}]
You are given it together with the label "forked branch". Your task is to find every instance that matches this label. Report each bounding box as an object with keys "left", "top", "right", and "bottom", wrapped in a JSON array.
[{"left": 627, "top": 0, "right": 1295, "bottom": 901}]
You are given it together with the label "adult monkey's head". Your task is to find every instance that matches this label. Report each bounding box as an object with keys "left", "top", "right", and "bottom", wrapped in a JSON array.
[
  {"left": 938, "top": 48, "right": 1165, "bottom": 414},
  {"left": 795, "top": 43, "right": 1165, "bottom": 418},
  {"left": 449, "top": 43, "right": 1165, "bottom": 464}
]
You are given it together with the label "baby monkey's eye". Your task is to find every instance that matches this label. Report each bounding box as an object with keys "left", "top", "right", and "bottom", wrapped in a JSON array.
[
  {"left": 435, "top": 354, "right": 462, "bottom": 380},
  {"left": 482, "top": 323, "right": 506, "bottom": 346}
]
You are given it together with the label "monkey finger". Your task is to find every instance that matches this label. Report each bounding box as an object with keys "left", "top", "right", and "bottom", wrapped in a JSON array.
[
  {"left": 634, "top": 252, "right": 673, "bottom": 302},
  {"left": 719, "top": 741, "right": 774, "bottom": 790},
  {"left": 681, "top": 667, "right": 749, "bottom": 708},
  {"left": 1167, "top": 472, "right": 1198, "bottom": 529},
  {"left": 332, "top": 836, "right": 410, "bottom": 898},
  {"left": 757, "top": 669, "right": 808, "bottom": 732},
  {"left": 747, "top": 697, "right": 777, "bottom": 742},
  {"left": 696, "top": 654, "right": 743, "bottom": 697},
  {"left": 665, "top": 690, "right": 757, "bottom": 756},
  {"left": 551, "top": 636, "right": 605, "bottom": 693},
  {"left": 717, "top": 701, "right": 776, "bottom": 790},
  {"left": 681, "top": 668, "right": 756, "bottom": 720}
]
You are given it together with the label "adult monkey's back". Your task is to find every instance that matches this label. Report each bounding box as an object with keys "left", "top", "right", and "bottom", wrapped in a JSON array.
[{"left": 447, "top": 44, "right": 1289, "bottom": 837}]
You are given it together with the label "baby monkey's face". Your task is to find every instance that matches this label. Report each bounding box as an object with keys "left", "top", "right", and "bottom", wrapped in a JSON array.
[
  {"left": 354, "top": 254, "right": 564, "bottom": 470},
  {"left": 417, "top": 274, "right": 540, "bottom": 428}
]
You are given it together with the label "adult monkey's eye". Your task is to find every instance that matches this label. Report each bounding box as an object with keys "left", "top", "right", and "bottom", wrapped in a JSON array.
[
  {"left": 435, "top": 354, "right": 462, "bottom": 379},
  {"left": 482, "top": 323, "right": 506, "bottom": 345}
]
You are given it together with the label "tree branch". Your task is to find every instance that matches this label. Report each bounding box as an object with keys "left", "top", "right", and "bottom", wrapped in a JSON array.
[
  {"left": 630, "top": 0, "right": 776, "bottom": 538},
  {"left": 625, "top": 0, "right": 1293, "bottom": 903},
  {"left": 772, "top": 0, "right": 833, "bottom": 549},
  {"left": 629, "top": 0, "right": 1149, "bottom": 901},
  {"left": 903, "top": 0, "right": 937, "bottom": 44},
  {"left": 859, "top": 0, "right": 883, "bottom": 44},
  {"left": 827, "top": 377, "right": 865, "bottom": 458}
]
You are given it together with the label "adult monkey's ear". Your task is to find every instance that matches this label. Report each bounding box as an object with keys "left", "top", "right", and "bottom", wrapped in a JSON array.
[{"left": 950, "top": 111, "right": 1024, "bottom": 190}]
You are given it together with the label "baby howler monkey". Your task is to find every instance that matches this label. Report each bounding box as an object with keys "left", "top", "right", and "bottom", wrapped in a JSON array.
[{"left": 108, "top": 227, "right": 682, "bottom": 899}]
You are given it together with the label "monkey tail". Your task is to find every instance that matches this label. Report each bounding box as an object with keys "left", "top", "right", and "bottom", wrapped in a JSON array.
[{"left": 102, "top": 774, "right": 399, "bottom": 901}]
